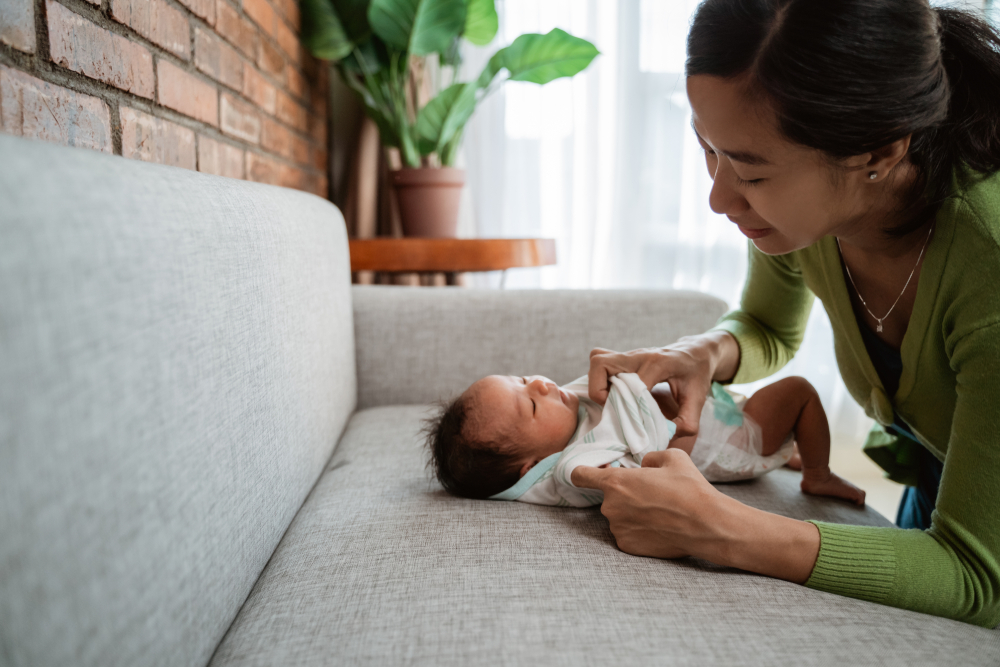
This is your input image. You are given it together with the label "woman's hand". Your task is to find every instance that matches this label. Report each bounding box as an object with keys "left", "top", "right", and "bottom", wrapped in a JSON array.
[
  {"left": 571, "top": 449, "right": 726, "bottom": 559},
  {"left": 588, "top": 331, "right": 740, "bottom": 437},
  {"left": 572, "top": 449, "right": 822, "bottom": 583}
]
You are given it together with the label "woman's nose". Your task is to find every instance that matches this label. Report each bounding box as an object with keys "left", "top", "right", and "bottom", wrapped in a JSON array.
[{"left": 708, "top": 161, "right": 751, "bottom": 217}]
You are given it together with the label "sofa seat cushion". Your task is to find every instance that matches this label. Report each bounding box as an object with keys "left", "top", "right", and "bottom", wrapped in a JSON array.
[{"left": 210, "top": 406, "right": 1000, "bottom": 666}]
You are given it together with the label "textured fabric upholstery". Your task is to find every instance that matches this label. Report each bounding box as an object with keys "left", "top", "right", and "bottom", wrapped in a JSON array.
[
  {"left": 0, "top": 135, "right": 356, "bottom": 667},
  {"left": 352, "top": 286, "right": 729, "bottom": 409},
  {"left": 210, "top": 406, "right": 1000, "bottom": 666}
]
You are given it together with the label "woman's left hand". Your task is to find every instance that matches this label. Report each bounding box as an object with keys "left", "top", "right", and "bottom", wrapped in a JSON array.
[
  {"left": 572, "top": 449, "right": 822, "bottom": 583},
  {"left": 571, "top": 449, "right": 726, "bottom": 559}
]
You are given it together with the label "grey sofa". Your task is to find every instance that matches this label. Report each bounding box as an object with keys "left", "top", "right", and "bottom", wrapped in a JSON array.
[{"left": 2, "top": 133, "right": 998, "bottom": 667}]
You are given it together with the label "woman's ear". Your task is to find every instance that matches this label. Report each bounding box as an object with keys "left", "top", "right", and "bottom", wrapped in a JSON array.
[
  {"left": 841, "top": 135, "right": 912, "bottom": 182},
  {"left": 864, "top": 135, "right": 913, "bottom": 181}
]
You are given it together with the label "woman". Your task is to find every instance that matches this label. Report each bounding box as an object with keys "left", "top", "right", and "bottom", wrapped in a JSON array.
[{"left": 573, "top": 0, "right": 1000, "bottom": 627}]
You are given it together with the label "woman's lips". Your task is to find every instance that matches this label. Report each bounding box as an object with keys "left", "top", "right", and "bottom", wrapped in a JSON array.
[{"left": 737, "top": 224, "right": 773, "bottom": 239}]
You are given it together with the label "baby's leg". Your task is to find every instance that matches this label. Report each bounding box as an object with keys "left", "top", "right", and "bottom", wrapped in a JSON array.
[{"left": 742, "top": 377, "right": 865, "bottom": 506}]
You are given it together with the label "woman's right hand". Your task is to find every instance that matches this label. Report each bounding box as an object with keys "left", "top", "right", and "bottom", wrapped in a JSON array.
[{"left": 587, "top": 331, "right": 740, "bottom": 438}]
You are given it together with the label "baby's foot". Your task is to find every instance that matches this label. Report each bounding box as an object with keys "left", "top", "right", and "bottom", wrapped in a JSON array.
[{"left": 800, "top": 467, "right": 866, "bottom": 506}]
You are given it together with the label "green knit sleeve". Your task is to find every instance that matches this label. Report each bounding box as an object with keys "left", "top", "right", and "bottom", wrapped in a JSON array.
[
  {"left": 807, "top": 323, "right": 1000, "bottom": 628},
  {"left": 711, "top": 242, "right": 815, "bottom": 384}
]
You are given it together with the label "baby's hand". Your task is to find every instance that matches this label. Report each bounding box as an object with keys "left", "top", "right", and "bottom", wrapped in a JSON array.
[{"left": 800, "top": 467, "right": 866, "bottom": 506}]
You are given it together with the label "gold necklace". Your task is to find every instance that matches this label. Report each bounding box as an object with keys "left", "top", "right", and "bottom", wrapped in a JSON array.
[{"left": 836, "top": 225, "right": 933, "bottom": 333}]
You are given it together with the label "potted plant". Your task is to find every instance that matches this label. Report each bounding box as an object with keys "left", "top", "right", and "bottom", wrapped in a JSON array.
[{"left": 300, "top": 0, "right": 599, "bottom": 237}]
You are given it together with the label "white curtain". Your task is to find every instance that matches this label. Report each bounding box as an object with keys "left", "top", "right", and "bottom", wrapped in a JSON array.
[{"left": 459, "top": 0, "right": 877, "bottom": 444}]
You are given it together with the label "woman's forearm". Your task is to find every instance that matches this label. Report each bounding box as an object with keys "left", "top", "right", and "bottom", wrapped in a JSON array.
[
  {"left": 703, "top": 494, "right": 821, "bottom": 584},
  {"left": 704, "top": 330, "right": 741, "bottom": 383}
]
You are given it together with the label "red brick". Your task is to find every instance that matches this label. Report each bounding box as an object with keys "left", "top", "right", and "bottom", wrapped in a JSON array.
[
  {"left": 276, "top": 89, "right": 307, "bottom": 132},
  {"left": 216, "top": 0, "right": 257, "bottom": 59},
  {"left": 245, "top": 150, "right": 280, "bottom": 184},
  {"left": 195, "top": 28, "right": 243, "bottom": 91},
  {"left": 281, "top": 164, "right": 307, "bottom": 190},
  {"left": 278, "top": 0, "right": 299, "bottom": 32},
  {"left": 289, "top": 132, "right": 310, "bottom": 165},
  {"left": 260, "top": 116, "right": 289, "bottom": 155},
  {"left": 120, "top": 107, "right": 196, "bottom": 170},
  {"left": 177, "top": 0, "right": 215, "bottom": 25},
  {"left": 242, "top": 0, "right": 276, "bottom": 37},
  {"left": 158, "top": 59, "right": 218, "bottom": 126},
  {"left": 243, "top": 64, "right": 276, "bottom": 114},
  {"left": 0, "top": 65, "right": 112, "bottom": 152},
  {"left": 311, "top": 145, "right": 327, "bottom": 171},
  {"left": 198, "top": 134, "right": 244, "bottom": 178},
  {"left": 220, "top": 92, "right": 260, "bottom": 142},
  {"left": 310, "top": 85, "right": 326, "bottom": 117},
  {"left": 111, "top": 0, "right": 190, "bottom": 60},
  {"left": 1, "top": 0, "right": 36, "bottom": 53},
  {"left": 274, "top": 18, "right": 299, "bottom": 64},
  {"left": 47, "top": 1, "right": 154, "bottom": 99},
  {"left": 260, "top": 116, "right": 310, "bottom": 164},
  {"left": 271, "top": 0, "right": 294, "bottom": 32},
  {"left": 309, "top": 109, "right": 327, "bottom": 144},
  {"left": 309, "top": 173, "right": 328, "bottom": 198},
  {"left": 257, "top": 37, "right": 285, "bottom": 81},
  {"left": 285, "top": 64, "right": 307, "bottom": 101}
]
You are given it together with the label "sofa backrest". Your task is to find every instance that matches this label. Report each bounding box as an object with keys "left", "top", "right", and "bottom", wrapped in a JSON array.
[
  {"left": 352, "top": 286, "right": 729, "bottom": 409},
  {"left": 0, "top": 135, "right": 356, "bottom": 667}
]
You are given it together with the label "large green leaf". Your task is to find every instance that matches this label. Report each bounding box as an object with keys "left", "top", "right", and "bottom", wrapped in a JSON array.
[
  {"left": 300, "top": 0, "right": 354, "bottom": 61},
  {"left": 330, "top": 0, "right": 371, "bottom": 41},
  {"left": 340, "top": 35, "right": 390, "bottom": 73},
  {"left": 500, "top": 28, "right": 599, "bottom": 84},
  {"left": 463, "top": 0, "right": 497, "bottom": 45},
  {"left": 476, "top": 49, "right": 504, "bottom": 88},
  {"left": 368, "top": 0, "right": 466, "bottom": 56},
  {"left": 416, "top": 83, "right": 474, "bottom": 153}
]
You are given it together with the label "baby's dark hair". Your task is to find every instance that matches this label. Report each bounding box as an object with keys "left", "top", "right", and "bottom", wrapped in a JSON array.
[{"left": 424, "top": 391, "right": 522, "bottom": 499}]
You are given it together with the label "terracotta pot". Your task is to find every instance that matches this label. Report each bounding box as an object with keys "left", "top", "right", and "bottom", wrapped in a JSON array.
[{"left": 390, "top": 167, "right": 465, "bottom": 238}]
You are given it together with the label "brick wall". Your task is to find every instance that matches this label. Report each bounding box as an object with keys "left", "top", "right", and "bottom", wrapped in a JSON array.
[{"left": 0, "top": 0, "right": 329, "bottom": 197}]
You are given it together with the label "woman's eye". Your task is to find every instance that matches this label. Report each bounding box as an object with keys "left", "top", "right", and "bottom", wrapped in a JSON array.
[{"left": 735, "top": 175, "right": 763, "bottom": 188}]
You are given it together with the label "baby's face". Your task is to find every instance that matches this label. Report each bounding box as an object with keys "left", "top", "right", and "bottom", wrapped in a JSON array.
[{"left": 467, "top": 375, "right": 581, "bottom": 477}]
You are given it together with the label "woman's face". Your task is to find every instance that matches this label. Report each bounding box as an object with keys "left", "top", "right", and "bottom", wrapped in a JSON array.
[{"left": 686, "top": 75, "right": 868, "bottom": 255}]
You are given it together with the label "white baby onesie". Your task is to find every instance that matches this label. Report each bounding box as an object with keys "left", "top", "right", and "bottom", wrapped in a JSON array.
[{"left": 489, "top": 373, "right": 794, "bottom": 507}]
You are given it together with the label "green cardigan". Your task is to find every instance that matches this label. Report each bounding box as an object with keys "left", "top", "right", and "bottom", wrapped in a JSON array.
[{"left": 713, "top": 169, "right": 1000, "bottom": 628}]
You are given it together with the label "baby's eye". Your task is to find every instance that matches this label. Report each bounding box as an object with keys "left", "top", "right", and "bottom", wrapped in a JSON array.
[{"left": 531, "top": 399, "right": 536, "bottom": 414}]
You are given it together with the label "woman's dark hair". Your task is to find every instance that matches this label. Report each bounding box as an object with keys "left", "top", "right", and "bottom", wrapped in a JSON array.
[
  {"left": 687, "top": 0, "right": 1000, "bottom": 235},
  {"left": 424, "top": 393, "right": 521, "bottom": 499}
]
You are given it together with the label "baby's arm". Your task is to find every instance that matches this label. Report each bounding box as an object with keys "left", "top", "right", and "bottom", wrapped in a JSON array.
[
  {"left": 742, "top": 376, "right": 866, "bottom": 506},
  {"left": 650, "top": 384, "right": 697, "bottom": 454}
]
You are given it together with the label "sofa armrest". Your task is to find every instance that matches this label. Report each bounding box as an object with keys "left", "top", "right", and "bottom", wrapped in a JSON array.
[{"left": 352, "top": 286, "right": 728, "bottom": 409}]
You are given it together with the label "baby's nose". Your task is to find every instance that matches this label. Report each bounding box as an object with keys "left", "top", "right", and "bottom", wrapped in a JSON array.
[{"left": 529, "top": 377, "right": 551, "bottom": 394}]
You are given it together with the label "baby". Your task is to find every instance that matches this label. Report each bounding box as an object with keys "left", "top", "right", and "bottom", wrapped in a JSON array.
[{"left": 426, "top": 371, "right": 865, "bottom": 508}]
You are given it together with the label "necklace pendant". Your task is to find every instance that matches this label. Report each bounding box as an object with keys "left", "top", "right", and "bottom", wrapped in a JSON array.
[{"left": 876, "top": 322, "right": 883, "bottom": 333}]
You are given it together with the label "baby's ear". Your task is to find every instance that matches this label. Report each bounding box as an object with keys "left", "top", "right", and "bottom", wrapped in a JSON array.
[{"left": 519, "top": 459, "right": 538, "bottom": 478}]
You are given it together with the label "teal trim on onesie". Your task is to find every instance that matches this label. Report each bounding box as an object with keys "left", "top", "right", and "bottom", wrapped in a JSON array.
[
  {"left": 711, "top": 382, "right": 744, "bottom": 427},
  {"left": 488, "top": 452, "right": 562, "bottom": 500}
]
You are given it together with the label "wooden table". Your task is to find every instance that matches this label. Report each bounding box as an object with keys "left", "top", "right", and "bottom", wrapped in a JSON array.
[{"left": 349, "top": 238, "right": 557, "bottom": 286}]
